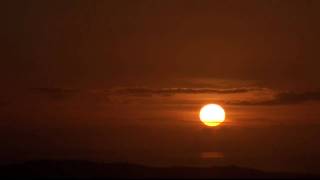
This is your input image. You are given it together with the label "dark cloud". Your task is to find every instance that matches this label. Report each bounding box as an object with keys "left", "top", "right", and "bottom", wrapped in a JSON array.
[
  {"left": 112, "top": 87, "right": 264, "bottom": 96},
  {"left": 29, "top": 86, "right": 263, "bottom": 102},
  {"left": 229, "top": 90, "right": 320, "bottom": 106},
  {"left": 31, "top": 87, "right": 320, "bottom": 106}
]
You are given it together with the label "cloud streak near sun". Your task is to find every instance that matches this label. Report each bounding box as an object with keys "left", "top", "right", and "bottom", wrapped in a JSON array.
[
  {"left": 228, "top": 90, "right": 320, "bottom": 106},
  {"left": 110, "top": 87, "right": 264, "bottom": 96},
  {"left": 29, "top": 87, "right": 320, "bottom": 106}
]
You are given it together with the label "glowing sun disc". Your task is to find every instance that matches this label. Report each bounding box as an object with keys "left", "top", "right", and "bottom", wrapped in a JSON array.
[{"left": 199, "top": 104, "right": 225, "bottom": 126}]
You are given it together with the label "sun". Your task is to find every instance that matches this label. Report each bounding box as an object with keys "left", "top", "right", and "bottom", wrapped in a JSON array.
[{"left": 199, "top": 104, "right": 225, "bottom": 127}]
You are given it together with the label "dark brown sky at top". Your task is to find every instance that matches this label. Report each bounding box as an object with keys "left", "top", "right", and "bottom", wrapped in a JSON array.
[
  {"left": 1, "top": 0, "right": 320, "bottom": 90},
  {"left": 1, "top": 0, "right": 320, "bottom": 174}
]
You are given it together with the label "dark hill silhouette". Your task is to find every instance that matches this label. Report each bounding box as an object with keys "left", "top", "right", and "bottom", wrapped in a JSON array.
[{"left": 0, "top": 160, "right": 318, "bottom": 178}]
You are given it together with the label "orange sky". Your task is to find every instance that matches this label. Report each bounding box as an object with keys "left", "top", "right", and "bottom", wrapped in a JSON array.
[{"left": 1, "top": 0, "right": 320, "bottom": 174}]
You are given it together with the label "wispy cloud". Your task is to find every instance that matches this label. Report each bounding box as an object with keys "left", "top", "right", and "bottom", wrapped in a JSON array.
[
  {"left": 228, "top": 90, "right": 320, "bottom": 106},
  {"left": 31, "top": 86, "right": 263, "bottom": 97},
  {"left": 29, "top": 86, "right": 267, "bottom": 105},
  {"left": 110, "top": 87, "right": 264, "bottom": 96},
  {"left": 26, "top": 87, "right": 320, "bottom": 106}
]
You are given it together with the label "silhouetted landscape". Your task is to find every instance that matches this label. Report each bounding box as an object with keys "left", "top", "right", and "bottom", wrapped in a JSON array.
[{"left": 0, "top": 160, "right": 318, "bottom": 178}]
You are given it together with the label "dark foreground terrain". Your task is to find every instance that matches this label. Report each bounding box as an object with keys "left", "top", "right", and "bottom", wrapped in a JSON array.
[{"left": 0, "top": 160, "right": 318, "bottom": 178}]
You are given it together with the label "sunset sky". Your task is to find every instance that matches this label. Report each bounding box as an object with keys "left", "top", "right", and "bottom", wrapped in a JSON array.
[{"left": 1, "top": 0, "right": 320, "bottom": 174}]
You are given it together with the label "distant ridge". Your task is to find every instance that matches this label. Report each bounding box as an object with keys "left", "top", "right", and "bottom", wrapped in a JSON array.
[{"left": 0, "top": 160, "right": 318, "bottom": 178}]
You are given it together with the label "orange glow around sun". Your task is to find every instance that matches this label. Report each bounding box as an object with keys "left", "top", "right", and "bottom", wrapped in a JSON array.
[{"left": 199, "top": 104, "right": 225, "bottom": 127}]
